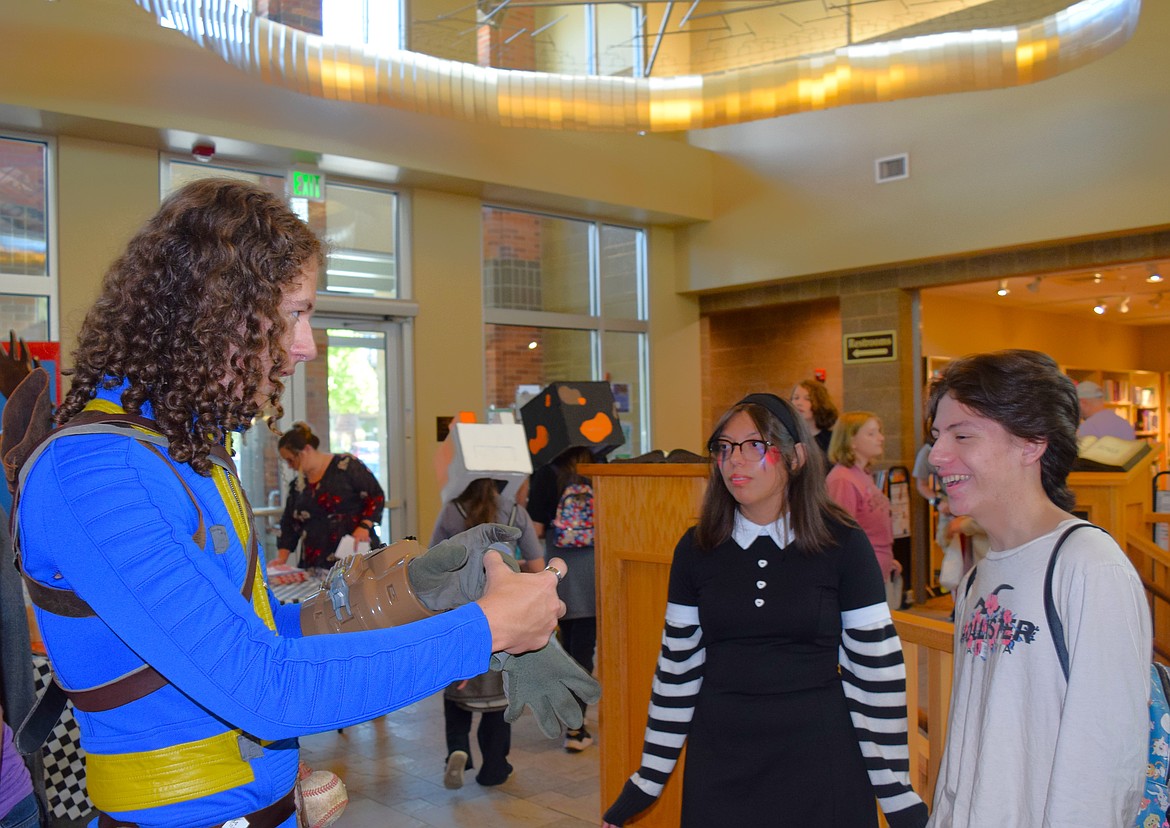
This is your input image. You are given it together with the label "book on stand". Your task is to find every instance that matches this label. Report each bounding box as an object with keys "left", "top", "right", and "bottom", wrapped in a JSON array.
[{"left": 1073, "top": 435, "right": 1153, "bottom": 472}]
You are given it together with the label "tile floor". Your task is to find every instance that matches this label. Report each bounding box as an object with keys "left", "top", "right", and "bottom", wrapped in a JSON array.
[
  {"left": 50, "top": 597, "right": 953, "bottom": 827},
  {"left": 300, "top": 695, "right": 601, "bottom": 828}
]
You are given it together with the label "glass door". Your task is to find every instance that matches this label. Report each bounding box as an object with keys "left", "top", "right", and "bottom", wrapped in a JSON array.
[{"left": 235, "top": 314, "right": 409, "bottom": 564}]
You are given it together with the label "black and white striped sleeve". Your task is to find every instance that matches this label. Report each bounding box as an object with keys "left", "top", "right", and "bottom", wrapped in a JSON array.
[
  {"left": 839, "top": 602, "right": 928, "bottom": 828},
  {"left": 602, "top": 601, "right": 705, "bottom": 826}
]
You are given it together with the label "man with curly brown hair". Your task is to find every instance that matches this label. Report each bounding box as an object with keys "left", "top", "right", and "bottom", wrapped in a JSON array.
[{"left": 13, "top": 179, "right": 564, "bottom": 828}]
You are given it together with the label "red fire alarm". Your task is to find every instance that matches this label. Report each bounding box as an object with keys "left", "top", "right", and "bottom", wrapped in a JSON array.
[
  {"left": 191, "top": 140, "right": 216, "bottom": 163},
  {"left": 814, "top": 368, "right": 826, "bottom": 383}
]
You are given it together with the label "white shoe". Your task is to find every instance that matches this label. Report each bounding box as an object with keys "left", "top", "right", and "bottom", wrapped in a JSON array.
[
  {"left": 444, "top": 750, "right": 468, "bottom": 789},
  {"left": 563, "top": 728, "right": 593, "bottom": 752}
]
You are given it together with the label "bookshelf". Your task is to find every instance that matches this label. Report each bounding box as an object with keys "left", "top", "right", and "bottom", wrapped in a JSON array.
[{"left": 1064, "top": 367, "right": 1163, "bottom": 447}]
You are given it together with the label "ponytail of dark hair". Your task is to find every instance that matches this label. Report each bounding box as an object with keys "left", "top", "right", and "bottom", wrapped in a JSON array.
[{"left": 278, "top": 421, "right": 320, "bottom": 453}]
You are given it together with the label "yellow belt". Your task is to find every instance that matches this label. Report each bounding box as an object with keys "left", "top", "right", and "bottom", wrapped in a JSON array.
[{"left": 86, "top": 730, "right": 257, "bottom": 811}]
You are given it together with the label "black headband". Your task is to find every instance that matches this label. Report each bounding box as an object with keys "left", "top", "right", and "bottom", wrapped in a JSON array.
[{"left": 737, "top": 393, "right": 802, "bottom": 444}]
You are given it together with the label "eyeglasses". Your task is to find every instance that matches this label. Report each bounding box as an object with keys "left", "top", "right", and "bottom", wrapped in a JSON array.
[{"left": 708, "top": 439, "right": 774, "bottom": 463}]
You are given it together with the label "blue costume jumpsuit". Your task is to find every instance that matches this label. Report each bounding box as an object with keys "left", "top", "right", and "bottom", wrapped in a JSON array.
[{"left": 18, "top": 383, "right": 491, "bottom": 827}]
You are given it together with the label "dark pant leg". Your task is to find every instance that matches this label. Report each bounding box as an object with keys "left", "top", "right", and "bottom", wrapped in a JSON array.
[
  {"left": 558, "top": 616, "right": 597, "bottom": 718},
  {"left": 474, "top": 711, "right": 512, "bottom": 784},
  {"left": 443, "top": 698, "right": 474, "bottom": 769}
]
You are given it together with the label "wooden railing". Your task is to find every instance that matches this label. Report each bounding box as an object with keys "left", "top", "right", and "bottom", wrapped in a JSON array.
[
  {"left": 892, "top": 610, "right": 953, "bottom": 807},
  {"left": 1131, "top": 511, "right": 1170, "bottom": 661}
]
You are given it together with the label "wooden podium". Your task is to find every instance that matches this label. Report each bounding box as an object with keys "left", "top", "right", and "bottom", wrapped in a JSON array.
[
  {"left": 1068, "top": 448, "right": 1165, "bottom": 644},
  {"left": 583, "top": 462, "right": 709, "bottom": 826},
  {"left": 1067, "top": 451, "right": 1158, "bottom": 542}
]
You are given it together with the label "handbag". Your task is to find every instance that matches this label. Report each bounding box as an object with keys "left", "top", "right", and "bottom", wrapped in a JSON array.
[{"left": 443, "top": 670, "right": 507, "bottom": 713}]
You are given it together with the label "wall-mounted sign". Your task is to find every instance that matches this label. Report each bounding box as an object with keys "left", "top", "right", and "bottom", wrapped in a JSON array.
[
  {"left": 290, "top": 169, "right": 326, "bottom": 202},
  {"left": 843, "top": 330, "right": 897, "bottom": 364}
]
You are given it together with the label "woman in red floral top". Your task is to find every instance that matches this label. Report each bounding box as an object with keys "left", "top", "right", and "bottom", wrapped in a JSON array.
[{"left": 274, "top": 421, "right": 385, "bottom": 569}]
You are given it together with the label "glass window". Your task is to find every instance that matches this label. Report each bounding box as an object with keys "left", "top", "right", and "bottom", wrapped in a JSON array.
[
  {"left": 483, "top": 208, "right": 591, "bottom": 314},
  {"left": 483, "top": 206, "right": 648, "bottom": 455},
  {"left": 485, "top": 324, "right": 593, "bottom": 413},
  {"left": 600, "top": 223, "right": 643, "bottom": 319},
  {"left": 0, "top": 295, "right": 49, "bottom": 341},
  {"left": 595, "top": 4, "right": 640, "bottom": 78},
  {"left": 322, "top": 183, "right": 398, "bottom": 298},
  {"left": 0, "top": 136, "right": 55, "bottom": 341},
  {"left": 0, "top": 138, "right": 48, "bottom": 278},
  {"left": 602, "top": 331, "right": 645, "bottom": 458},
  {"left": 407, "top": 1, "right": 642, "bottom": 77},
  {"left": 164, "top": 160, "right": 399, "bottom": 299},
  {"left": 533, "top": 5, "right": 589, "bottom": 75}
]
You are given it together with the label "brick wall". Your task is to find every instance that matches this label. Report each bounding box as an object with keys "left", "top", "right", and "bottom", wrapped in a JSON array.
[
  {"left": 701, "top": 297, "right": 842, "bottom": 435},
  {"left": 257, "top": 0, "right": 323, "bottom": 35},
  {"left": 486, "top": 324, "right": 544, "bottom": 409},
  {"left": 478, "top": 8, "right": 536, "bottom": 69}
]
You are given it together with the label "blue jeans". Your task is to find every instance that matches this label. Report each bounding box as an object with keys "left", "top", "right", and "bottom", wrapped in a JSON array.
[{"left": 0, "top": 793, "right": 40, "bottom": 828}]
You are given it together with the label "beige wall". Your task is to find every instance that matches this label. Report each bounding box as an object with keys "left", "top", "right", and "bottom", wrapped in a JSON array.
[
  {"left": 647, "top": 226, "right": 702, "bottom": 452},
  {"left": 684, "top": 2, "right": 1170, "bottom": 292},
  {"left": 56, "top": 137, "right": 160, "bottom": 358},
  {"left": 411, "top": 190, "right": 488, "bottom": 539},
  {"left": 922, "top": 292, "right": 1152, "bottom": 371},
  {"left": 1, "top": 1, "right": 713, "bottom": 226}
]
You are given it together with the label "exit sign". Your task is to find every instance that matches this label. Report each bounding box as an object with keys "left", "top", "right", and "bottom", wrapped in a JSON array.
[{"left": 290, "top": 169, "right": 325, "bottom": 202}]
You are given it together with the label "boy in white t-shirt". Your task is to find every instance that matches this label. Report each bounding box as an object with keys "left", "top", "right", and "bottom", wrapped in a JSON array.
[{"left": 926, "top": 350, "right": 1150, "bottom": 828}]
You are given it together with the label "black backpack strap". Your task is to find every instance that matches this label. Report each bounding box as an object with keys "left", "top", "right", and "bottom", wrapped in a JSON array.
[
  {"left": 963, "top": 566, "right": 978, "bottom": 599},
  {"left": 1043, "top": 522, "right": 1110, "bottom": 681}
]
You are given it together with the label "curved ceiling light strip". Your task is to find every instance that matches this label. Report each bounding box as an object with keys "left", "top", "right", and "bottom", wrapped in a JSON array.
[{"left": 133, "top": 0, "right": 1139, "bottom": 133}]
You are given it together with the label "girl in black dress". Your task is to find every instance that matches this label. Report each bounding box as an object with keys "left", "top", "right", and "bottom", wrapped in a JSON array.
[{"left": 603, "top": 393, "right": 927, "bottom": 828}]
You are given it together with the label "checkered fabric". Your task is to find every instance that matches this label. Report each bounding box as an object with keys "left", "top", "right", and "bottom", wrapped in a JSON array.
[
  {"left": 24, "top": 580, "right": 318, "bottom": 823},
  {"left": 271, "top": 578, "right": 323, "bottom": 605},
  {"left": 31, "top": 655, "right": 90, "bottom": 820}
]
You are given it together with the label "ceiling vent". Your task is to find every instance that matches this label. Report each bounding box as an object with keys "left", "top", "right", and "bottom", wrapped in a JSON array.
[{"left": 875, "top": 153, "right": 909, "bottom": 183}]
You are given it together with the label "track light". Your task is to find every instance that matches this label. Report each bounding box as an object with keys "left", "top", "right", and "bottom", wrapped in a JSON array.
[
  {"left": 1120, "top": 295, "right": 1131, "bottom": 313},
  {"left": 1153, "top": 293, "right": 1164, "bottom": 310},
  {"left": 1092, "top": 272, "right": 1103, "bottom": 284},
  {"left": 1026, "top": 277, "right": 1042, "bottom": 293},
  {"left": 1093, "top": 299, "right": 1107, "bottom": 315},
  {"left": 996, "top": 279, "right": 1010, "bottom": 296}
]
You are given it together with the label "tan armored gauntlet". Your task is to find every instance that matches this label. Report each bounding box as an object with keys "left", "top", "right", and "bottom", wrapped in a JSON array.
[{"left": 299, "top": 539, "right": 437, "bottom": 636}]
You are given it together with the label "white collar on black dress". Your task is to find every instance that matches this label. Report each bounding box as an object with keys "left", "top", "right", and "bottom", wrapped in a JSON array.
[{"left": 731, "top": 511, "right": 795, "bottom": 550}]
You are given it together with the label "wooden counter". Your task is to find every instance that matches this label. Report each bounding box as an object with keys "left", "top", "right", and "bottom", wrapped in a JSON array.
[{"left": 582, "top": 461, "right": 709, "bottom": 826}]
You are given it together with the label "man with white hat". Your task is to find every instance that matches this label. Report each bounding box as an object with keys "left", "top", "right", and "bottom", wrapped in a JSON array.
[{"left": 1075, "top": 380, "right": 1136, "bottom": 440}]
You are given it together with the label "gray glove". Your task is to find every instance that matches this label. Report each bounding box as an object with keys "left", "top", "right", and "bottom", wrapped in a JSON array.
[
  {"left": 490, "top": 636, "right": 602, "bottom": 738},
  {"left": 408, "top": 524, "right": 522, "bottom": 611}
]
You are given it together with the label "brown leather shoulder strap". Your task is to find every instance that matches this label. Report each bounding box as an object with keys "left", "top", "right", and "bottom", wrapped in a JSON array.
[
  {"left": 64, "top": 664, "right": 171, "bottom": 713},
  {"left": 15, "top": 417, "right": 231, "bottom": 714}
]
